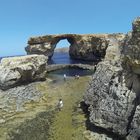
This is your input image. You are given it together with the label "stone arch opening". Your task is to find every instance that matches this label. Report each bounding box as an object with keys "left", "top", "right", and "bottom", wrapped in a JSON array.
[
  {"left": 51, "top": 36, "right": 75, "bottom": 49},
  {"left": 48, "top": 36, "right": 76, "bottom": 64},
  {"left": 56, "top": 39, "right": 70, "bottom": 49}
]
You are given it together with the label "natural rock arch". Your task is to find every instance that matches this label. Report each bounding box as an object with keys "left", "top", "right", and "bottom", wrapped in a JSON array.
[
  {"left": 26, "top": 34, "right": 77, "bottom": 59},
  {"left": 26, "top": 33, "right": 125, "bottom": 61},
  {"left": 50, "top": 35, "right": 76, "bottom": 57}
]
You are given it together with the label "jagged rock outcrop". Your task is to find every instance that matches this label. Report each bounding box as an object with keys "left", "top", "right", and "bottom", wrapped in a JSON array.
[
  {"left": 25, "top": 33, "right": 125, "bottom": 61},
  {"left": 122, "top": 18, "right": 140, "bottom": 75},
  {"left": 0, "top": 55, "right": 47, "bottom": 90},
  {"left": 84, "top": 17, "right": 140, "bottom": 139}
]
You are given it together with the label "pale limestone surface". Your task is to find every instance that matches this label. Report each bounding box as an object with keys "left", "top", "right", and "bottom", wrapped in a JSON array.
[{"left": 0, "top": 55, "right": 47, "bottom": 90}]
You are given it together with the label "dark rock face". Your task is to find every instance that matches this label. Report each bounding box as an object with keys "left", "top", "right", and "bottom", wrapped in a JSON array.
[
  {"left": 84, "top": 17, "right": 140, "bottom": 139},
  {"left": 25, "top": 33, "right": 125, "bottom": 61}
]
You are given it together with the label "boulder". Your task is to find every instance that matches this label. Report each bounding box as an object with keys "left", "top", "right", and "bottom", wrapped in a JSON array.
[
  {"left": 0, "top": 55, "right": 48, "bottom": 90},
  {"left": 25, "top": 33, "right": 125, "bottom": 61}
]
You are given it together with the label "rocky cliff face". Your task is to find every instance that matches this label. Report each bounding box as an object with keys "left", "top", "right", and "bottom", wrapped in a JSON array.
[
  {"left": 25, "top": 33, "right": 125, "bottom": 61},
  {"left": 84, "top": 17, "right": 140, "bottom": 139},
  {"left": 0, "top": 55, "right": 47, "bottom": 90}
]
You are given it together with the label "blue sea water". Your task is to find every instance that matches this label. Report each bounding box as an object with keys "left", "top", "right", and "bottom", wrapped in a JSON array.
[
  {"left": 47, "top": 52, "right": 94, "bottom": 78},
  {"left": 0, "top": 52, "right": 94, "bottom": 80},
  {"left": 48, "top": 52, "right": 94, "bottom": 65},
  {"left": 0, "top": 52, "right": 94, "bottom": 65}
]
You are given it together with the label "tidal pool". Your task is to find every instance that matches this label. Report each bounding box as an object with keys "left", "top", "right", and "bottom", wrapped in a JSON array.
[
  {"left": 0, "top": 68, "right": 93, "bottom": 140},
  {"left": 47, "top": 67, "right": 94, "bottom": 84}
]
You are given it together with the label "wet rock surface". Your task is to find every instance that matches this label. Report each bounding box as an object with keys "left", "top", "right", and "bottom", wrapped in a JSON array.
[{"left": 84, "top": 17, "right": 140, "bottom": 139}]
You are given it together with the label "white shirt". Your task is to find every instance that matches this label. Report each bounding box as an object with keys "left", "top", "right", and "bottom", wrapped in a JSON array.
[
  {"left": 64, "top": 74, "right": 66, "bottom": 78},
  {"left": 59, "top": 100, "right": 63, "bottom": 108}
]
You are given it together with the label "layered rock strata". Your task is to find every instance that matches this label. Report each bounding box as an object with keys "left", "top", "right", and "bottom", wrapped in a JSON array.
[
  {"left": 26, "top": 33, "right": 125, "bottom": 61},
  {"left": 0, "top": 55, "right": 47, "bottom": 90},
  {"left": 84, "top": 17, "right": 140, "bottom": 139},
  {"left": 46, "top": 64, "right": 95, "bottom": 72}
]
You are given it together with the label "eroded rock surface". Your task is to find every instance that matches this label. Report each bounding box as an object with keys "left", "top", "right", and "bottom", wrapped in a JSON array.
[
  {"left": 84, "top": 17, "right": 140, "bottom": 139},
  {"left": 126, "top": 105, "right": 140, "bottom": 140},
  {"left": 0, "top": 55, "right": 47, "bottom": 90},
  {"left": 26, "top": 33, "right": 125, "bottom": 61},
  {"left": 122, "top": 17, "right": 140, "bottom": 75},
  {"left": 0, "top": 82, "right": 42, "bottom": 112}
]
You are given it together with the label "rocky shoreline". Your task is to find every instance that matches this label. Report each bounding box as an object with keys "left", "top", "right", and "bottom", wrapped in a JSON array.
[{"left": 0, "top": 17, "right": 140, "bottom": 140}]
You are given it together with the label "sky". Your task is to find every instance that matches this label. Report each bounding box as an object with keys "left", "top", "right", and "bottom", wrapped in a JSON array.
[{"left": 0, "top": 0, "right": 140, "bottom": 57}]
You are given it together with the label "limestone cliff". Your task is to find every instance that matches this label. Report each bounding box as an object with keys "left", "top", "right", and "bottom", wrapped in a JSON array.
[
  {"left": 84, "top": 17, "right": 140, "bottom": 139},
  {"left": 25, "top": 33, "right": 125, "bottom": 61}
]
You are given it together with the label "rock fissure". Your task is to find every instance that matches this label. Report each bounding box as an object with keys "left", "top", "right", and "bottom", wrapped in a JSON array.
[{"left": 126, "top": 97, "right": 137, "bottom": 136}]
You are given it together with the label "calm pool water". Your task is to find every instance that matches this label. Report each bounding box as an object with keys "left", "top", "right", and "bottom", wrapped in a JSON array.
[{"left": 47, "top": 67, "right": 94, "bottom": 85}]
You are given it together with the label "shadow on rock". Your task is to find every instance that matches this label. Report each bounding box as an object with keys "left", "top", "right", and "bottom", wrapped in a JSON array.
[
  {"left": 80, "top": 101, "right": 126, "bottom": 140},
  {"left": 7, "top": 110, "right": 55, "bottom": 140}
]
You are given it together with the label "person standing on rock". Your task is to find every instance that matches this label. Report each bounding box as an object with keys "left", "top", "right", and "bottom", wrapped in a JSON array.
[
  {"left": 63, "top": 74, "right": 66, "bottom": 81},
  {"left": 75, "top": 75, "right": 80, "bottom": 79},
  {"left": 57, "top": 99, "right": 63, "bottom": 111}
]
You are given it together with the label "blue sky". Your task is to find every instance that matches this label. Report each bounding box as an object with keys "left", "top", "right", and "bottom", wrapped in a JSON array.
[{"left": 0, "top": 0, "right": 140, "bottom": 57}]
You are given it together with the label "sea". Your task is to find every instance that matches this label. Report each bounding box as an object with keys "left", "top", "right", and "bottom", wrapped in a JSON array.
[
  {"left": 0, "top": 52, "right": 94, "bottom": 65},
  {"left": 0, "top": 52, "right": 95, "bottom": 77},
  {"left": 48, "top": 52, "right": 94, "bottom": 65}
]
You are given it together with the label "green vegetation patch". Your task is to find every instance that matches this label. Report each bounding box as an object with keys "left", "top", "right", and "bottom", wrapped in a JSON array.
[{"left": 7, "top": 111, "right": 55, "bottom": 140}]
